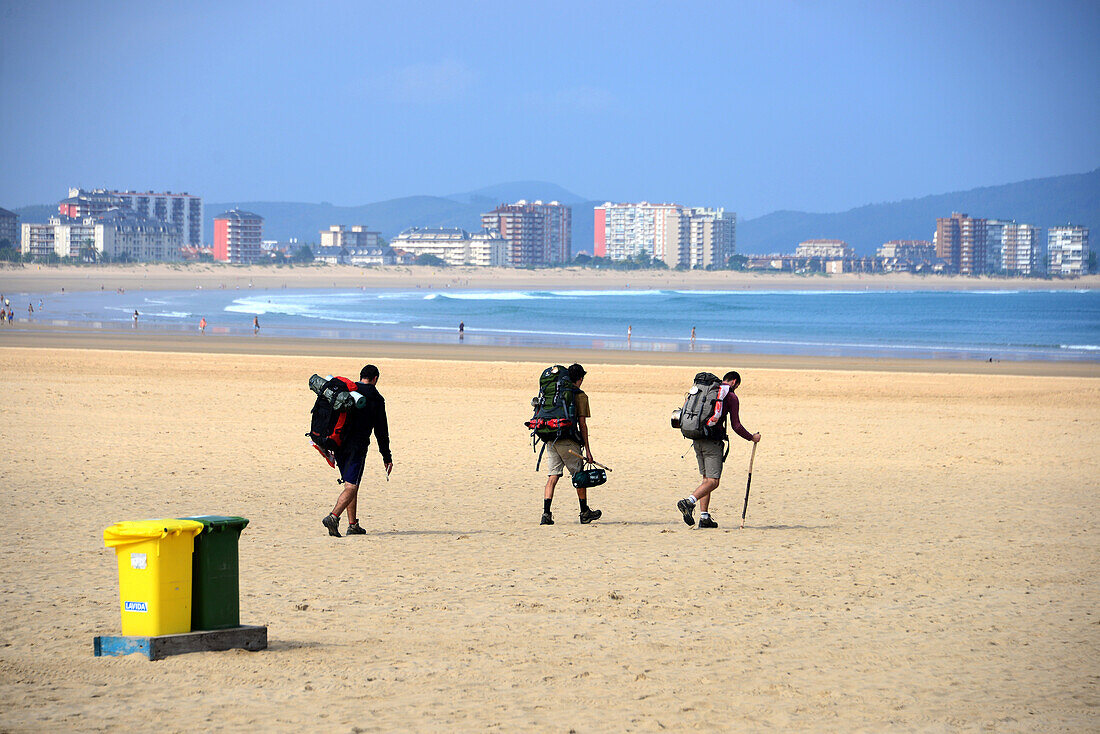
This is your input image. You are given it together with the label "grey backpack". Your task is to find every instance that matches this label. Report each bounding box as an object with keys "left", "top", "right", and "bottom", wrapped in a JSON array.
[{"left": 678, "top": 372, "right": 723, "bottom": 439}]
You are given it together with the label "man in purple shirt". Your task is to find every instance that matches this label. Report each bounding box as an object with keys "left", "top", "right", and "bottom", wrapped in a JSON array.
[{"left": 677, "top": 370, "right": 761, "bottom": 528}]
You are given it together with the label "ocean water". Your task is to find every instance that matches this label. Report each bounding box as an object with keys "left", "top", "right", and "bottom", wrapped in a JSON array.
[{"left": 7, "top": 286, "right": 1100, "bottom": 362}]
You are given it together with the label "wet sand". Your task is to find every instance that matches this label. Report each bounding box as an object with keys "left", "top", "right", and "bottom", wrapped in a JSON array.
[{"left": 0, "top": 341, "right": 1097, "bottom": 730}]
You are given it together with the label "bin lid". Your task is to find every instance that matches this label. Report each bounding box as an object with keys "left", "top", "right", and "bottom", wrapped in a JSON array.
[
  {"left": 180, "top": 515, "right": 249, "bottom": 533},
  {"left": 103, "top": 519, "right": 204, "bottom": 548}
]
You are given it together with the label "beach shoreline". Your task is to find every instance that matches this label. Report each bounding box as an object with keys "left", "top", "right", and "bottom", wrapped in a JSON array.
[
  {"left": 2, "top": 262, "right": 1097, "bottom": 294},
  {"left": 2, "top": 322, "right": 1097, "bottom": 377}
]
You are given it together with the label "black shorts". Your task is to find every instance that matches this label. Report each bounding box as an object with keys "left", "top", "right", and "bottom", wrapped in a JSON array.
[{"left": 335, "top": 449, "right": 366, "bottom": 486}]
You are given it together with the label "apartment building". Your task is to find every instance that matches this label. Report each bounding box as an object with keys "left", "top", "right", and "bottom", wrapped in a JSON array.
[
  {"left": 320, "top": 225, "right": 381, "bottom": 250},
  {"left": 594, "top": 203, "right": 736, "bottom": 268},
  {"left": 935, "top": 212, "right": 987, "bottom": 275},
  {"left": 0, "top": 207, "right": 18, "bottom": 248},
  {"left": 794, "top": 239, "right": 854, "bottom": 259},
  {"left": 876, "top": 240, "right": 935, "bottom": 260},
  {"left": 20, "top": 222, "right": 55, "bottom": 258},
  {"left": 60, "top": 189, "right": 203, "bottom": 248},
  {"left": 96, "top": 209, "right": 182, "bottom": 261},
  {"left": 1047, "top": 225, "right": 1090, "bottom": 276},
  {"left": 481, "top": 200, "right": 571, "bottom": 267},
  {"left": 985, "top": 220, "right": 1042, "bottom": 275},
  {"left": 213, "top": 209, "right": 264, "bottom": 263},
  {"left": 390, "top": 227, "right": 507, "bottom": 267}
]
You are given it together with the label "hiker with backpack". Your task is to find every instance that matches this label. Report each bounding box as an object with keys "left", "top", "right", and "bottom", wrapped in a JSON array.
[
  {"left": 674, "top": 370, "right": 760, "bottom": 528},
  {"left": 525, "top": 363, "right": 602, "bottom": 526},
  {"left": 310, "top": 364, "right": 393, "bottom": 537}
]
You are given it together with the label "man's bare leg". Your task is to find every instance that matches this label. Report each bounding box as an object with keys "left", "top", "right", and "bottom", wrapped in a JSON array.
[
  {"left": 692, "top": 478, "right": 719, "bottom": 510},
  {"left": 331, "top": 482, "right": 359, "bottom": 519}
]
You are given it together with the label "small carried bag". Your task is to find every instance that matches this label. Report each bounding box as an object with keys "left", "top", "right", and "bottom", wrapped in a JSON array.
[{"left": 572, "top": 461, "right": 607, "bottom": 489}]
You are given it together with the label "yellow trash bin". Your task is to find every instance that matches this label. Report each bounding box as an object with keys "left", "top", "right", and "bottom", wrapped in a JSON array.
[{"left": 103, "top": 519, "right": 204, "bottom": 636}]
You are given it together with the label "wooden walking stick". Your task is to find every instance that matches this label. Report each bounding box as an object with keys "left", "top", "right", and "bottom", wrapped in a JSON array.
[
  {"left": 740, "top": 442, "right": 758, "bottom": 529},
  {"left": 567, "top": 449, "right": 612, "bottom": 471}
]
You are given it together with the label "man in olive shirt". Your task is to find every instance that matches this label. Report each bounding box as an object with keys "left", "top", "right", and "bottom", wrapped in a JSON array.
[{"left": 540, "top": 363, "right": 602, "bottom": 526}]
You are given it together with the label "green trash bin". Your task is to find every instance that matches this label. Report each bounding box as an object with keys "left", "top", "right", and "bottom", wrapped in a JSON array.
[{"left": 181, "top": 515, "right": 249, "bottom": 630}]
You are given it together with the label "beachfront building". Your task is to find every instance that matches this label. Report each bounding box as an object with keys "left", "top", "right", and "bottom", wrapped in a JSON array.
[
  {"left": 876, "top": 240, "right": 935, "bottom": 260},
  {"left": 20, "top": 222, "right": 55, "bottom": 258},
  {"left": 95, "top": 209, "right": 183, "bottom": 261},
  {"left": 213, "top": 209, "right": 264, "bottom": 264},
  {"left": 594, "top": 202, "right": 687, "bottom": 266},
  {"left": 60, "top": 189, "right": 203, "bottom": 248},
  {"left": 50, "top": 216, "right": 98, "bottom": 258},
  {"left": 0, "top": 207, "right": 18, "bottom": 248},
  {"left": 320, "top": 225, "right": 381, "bottom": 251},
  {"left": 481, "top": 200, "right": 571, "bottom": 267},
  {"left": 594, "top": 203, "right": 736, "bottom": 268},
  {"left": 985, "top": 220, "right": 1042, "bottom": 276},
  {"left": 1047, "top": 225, "right": 1090, "bottom": 276},
  {"left": 794, "top": 239, "right": 854, "bottom": 259},
  {"left": 935, "top": 212, "right": 988, "bottom": 275},
  {"left": 391, "top": 227, "right": 507, "bottom": 267}
]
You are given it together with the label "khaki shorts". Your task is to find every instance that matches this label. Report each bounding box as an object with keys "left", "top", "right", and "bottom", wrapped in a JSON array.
[
  {"left": 693, "top": 439, "right": 725, "bottom": 479},
  {"left": 545, "top": 439, "right": 584, "bottom": 476}
]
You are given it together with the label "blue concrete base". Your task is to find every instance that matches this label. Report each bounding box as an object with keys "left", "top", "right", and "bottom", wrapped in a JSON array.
[{"left": 94, "top": 624, "right": 267, "bottom": 661}]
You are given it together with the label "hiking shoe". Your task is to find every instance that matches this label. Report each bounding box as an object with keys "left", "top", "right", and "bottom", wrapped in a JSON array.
[
  {"left": 677, "top": 499, "right": 696, "bottom": 526},
  {"left": 540, "top": 511, "right": 554, "bottom": 525},
  {"left": 698, "top": 516, "right": 719, "bottom": 529},
  {"left": 346, "top": 522, "right": 366, "bottom": 535},
  {"left": 579, "top": 508, "right": 602, "bottom": 524},
  {"left": 322, "top": 514, "right": 341, "bottom": 537}
]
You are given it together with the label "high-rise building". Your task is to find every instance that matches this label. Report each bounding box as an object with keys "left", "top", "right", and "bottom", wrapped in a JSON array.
[
  {"left": 61, "top": 189, "right": 203, "bottom": 248},
  {"left": 21, "top": 212, "right": 180, "bottom": 261},
  {"left": 320, "top": 225, "right": 381, "bottom": 250},
  {"left": 686, "top": 208, "right": 737, "bottom": 269},
  {"left": 481, "top": 200, "right": 571, "bottom": 267},
  {"left": 594, "top": 203, "right": 735, "bottom": 268},
  {"left": 390, "top": 227, "right": 507, "bottom": 267},
  {"left": 795, "top": 239, "right": 854, "bottom": 259},
  {"left": 986, "top": 220, "right": 1042, "bottom": 276},
  {"left": 1047, "top": 225, "right": 1090, "bottom": 276},
  {"left": 935, "top": 212, "right": 987, "bottom": 275},
  {"left": 213, "top": 209, "right": 264, "bottom": 263},
  {"left": 0, "top": 207, "right": 18, "bottom": 248},
  {"left": 594, "top": 202, "right": 686, "bottom": 265}
]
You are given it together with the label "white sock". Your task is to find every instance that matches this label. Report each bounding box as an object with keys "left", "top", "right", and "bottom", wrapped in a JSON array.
[
  {"left": 700, "top": 512, "right": 710, "bottom": 519},
  {"left": 686, "top": 496, "right": 697, "bottom": 505}
]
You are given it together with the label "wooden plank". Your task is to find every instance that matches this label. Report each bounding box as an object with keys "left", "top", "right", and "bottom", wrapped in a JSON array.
[{"left": 93, "top": 625, "right": 267, "bottom": 661}]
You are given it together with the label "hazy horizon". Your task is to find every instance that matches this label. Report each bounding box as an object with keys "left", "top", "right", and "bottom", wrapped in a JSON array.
[{"left": 1, "top": 0, "right": 1098, "bottom": 217}]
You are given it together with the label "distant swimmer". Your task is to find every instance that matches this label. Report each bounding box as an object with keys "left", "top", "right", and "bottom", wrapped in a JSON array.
[
  {"left": 675, "top": 370, "right": 760, "bottom": 529},
  {"left": 199, "top": 317, "right": 207, "bottom": 334}
]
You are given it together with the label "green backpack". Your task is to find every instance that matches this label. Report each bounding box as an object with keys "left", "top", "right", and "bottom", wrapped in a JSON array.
[{"left": 524, "top": 365, "right": 581, "bottom": 444}]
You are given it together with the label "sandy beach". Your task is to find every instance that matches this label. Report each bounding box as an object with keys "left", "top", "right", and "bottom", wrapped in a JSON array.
[
  {"left": 3, "top": 262, "right": 1099, "bottom": 294},
  {"left": 0, "top": 335, "right": 1097, "bottom": 730}
]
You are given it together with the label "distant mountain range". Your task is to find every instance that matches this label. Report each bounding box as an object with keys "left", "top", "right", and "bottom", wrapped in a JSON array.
[{"left": 11, "top": 170, "right": 1098, "bottom": 256}]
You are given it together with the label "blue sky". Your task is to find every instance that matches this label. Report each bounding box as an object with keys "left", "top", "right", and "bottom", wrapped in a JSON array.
[{"left": 1, "top": 0, "right": 1097, "bottom": 217}]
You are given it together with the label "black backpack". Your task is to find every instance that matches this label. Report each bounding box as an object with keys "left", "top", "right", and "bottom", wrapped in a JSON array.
[
  {"left": 307, "top": 376, "right": 359, "bottom": 451},
  {"left": 524, "top": 365, "right": 581, "bottom": 444}
]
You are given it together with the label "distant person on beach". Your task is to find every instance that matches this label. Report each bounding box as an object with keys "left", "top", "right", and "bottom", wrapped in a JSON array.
[
  {"left": 28, "top": 303, "right": 33, "bottom": 316},
  {"left": 459, "top": 321, "right": 464, "bottom": 341},
  {"left": 690, "top": 326, "right": 696, "bottom": 349},
  {"left": 133, "top": 310, "right": 139, "bottom": 327},
  {"left": 0, "top": 307, "right": 6, "bottom": 324},
  {"left": 537, "top": 363, "right": 601, "bottom": 526},
  {"left": 677, "top": 370, "right": 760, "bottom": 529},
  {"left": 627, "top": 325, "right": 632, "bottom": 343},
  {"left": 6, "top": 308, "right": 12, "bottom": 324},
  {"left": 322, "top": 364, "right": 393, "bottom": 537},
  {"left": 253, "top": 315, "right": 260, "bottom": 335},
  {"left": 199, "top": 317, "right": 207, "bottom": 334}
]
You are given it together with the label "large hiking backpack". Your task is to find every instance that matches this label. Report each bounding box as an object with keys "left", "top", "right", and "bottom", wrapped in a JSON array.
[
  {"left": 678, "top": 372, "right": 724, "bottom": 440},
  {"left": 307, "top": 375, "right": 359, "bottom": 452},
  {"left": 524, "top": 365, "right": 581, "bottom": 444}
]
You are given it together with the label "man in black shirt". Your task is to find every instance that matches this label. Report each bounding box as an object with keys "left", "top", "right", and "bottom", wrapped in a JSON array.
[{"left": 322, "top": 364, "right": 393, "bottom": 537}]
